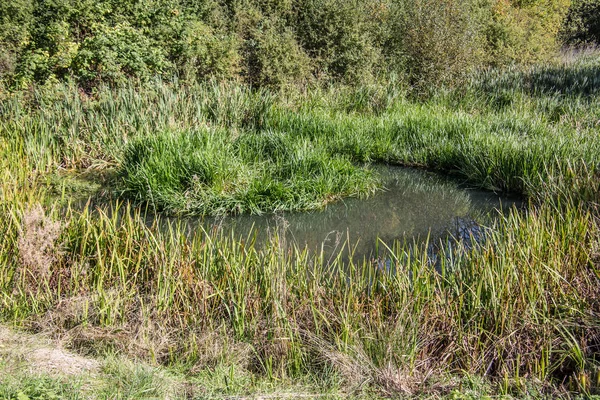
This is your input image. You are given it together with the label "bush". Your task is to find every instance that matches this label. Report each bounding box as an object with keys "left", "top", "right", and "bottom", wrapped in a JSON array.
[
  {"left": 293, "top": 0, "right": 383, "bottom": 83},
  {"left": 14, "top": 20, "right": 79, "bottom": 86},
  {"left": 236, "top": 9, "right": 311, "bottom": 87},
  {"left": 561, "top": 0, "right": 600, "bottom": 45},
  {"left": 178, "top": 19, "right": 240, "bottom": 81},
  {"left": 386, "top": 0, "right": 489, "bottom": 90},
  {"left": 0, "top": 0, "right": 580, "bottom": 89},
  {"left": 485, "top": 0, "right": 571, "bottom": 65},
  {"left": 0, "top": 0, "right": 33, "bottom": 80},
  {"left": 74, "top": 23, "right": 171, "bottom": 87}
]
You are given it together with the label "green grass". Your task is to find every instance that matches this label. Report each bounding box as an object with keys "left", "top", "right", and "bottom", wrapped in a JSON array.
[
  {"left": 2, "top": 56, "right": 599, "bottom": 215},
  {"left": 0, "top": 54, "right": 600, "bottom": 397},
  {"left": 119, "top": 128, "right": 378, "bottom": 215}
]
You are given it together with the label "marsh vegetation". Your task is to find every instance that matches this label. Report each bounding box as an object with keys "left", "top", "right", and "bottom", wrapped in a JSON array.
[{"left": 2, "top": 0, "right": 600, "bottom": 398}]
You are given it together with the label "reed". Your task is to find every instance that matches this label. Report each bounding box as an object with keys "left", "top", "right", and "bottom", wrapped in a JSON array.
[
  {"left": 1, "top": 55, "right": 599, "bottom": 396},
  {"left": 2, "top": 57, "right": 599, "bottom": 215}
]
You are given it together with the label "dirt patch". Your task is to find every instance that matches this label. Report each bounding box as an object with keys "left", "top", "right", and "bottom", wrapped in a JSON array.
[
  {"left": 25, "top": 347, "right": 99, "bottom": 376},
  {"left": 0, "top": 325, "right": 99, "bottom": 376}
]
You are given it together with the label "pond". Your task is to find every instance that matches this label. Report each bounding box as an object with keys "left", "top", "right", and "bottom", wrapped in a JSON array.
[{"left": 179, "top": 166, "right": 522, "bottom": 259}]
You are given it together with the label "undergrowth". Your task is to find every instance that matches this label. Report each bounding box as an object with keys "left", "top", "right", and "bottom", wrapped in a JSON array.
[{"left": 0, "top": 54, "right": 599, "bottom": 397}]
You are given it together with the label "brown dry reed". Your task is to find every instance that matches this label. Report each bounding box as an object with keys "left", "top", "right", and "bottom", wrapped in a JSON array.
[{"left": 16, "top": 204, "right": 62, "bottom": 295}]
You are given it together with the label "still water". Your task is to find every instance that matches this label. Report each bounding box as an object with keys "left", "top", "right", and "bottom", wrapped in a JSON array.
[{"left": 182, "top": 166, "right": 521, "bottom": 258}]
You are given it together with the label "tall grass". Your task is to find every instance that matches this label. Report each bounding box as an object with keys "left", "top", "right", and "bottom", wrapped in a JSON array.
[
  {"left": 1, "top": 55, "right": 600, "bottom": 396},
  {"left": 119, "top": 128, "right": 378, "bottom": 215},
  {"left": 1, "top": 156, "right": 599, "bottom": 395},
  {"left": 2, "top": 57, "right": 599, "bottom": 215}
]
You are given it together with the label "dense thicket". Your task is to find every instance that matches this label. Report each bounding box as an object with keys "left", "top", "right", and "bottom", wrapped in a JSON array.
[
  {"left": 561, "top": 0, "right": 600, "bottom": 45},
  {"left": 0, "top": 0, "right": 578, "bottom": 90}
]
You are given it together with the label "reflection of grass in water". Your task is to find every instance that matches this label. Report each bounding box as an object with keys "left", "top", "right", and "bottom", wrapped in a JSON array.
[
  {"left": 389, "top": 170, "right": 473, "bottom": 211},
  {"left": 46, "top": 171, "right": 104, "bottom": 203},
  {"left": 188, "top": 166, "right": 505, "bottom": 262}
]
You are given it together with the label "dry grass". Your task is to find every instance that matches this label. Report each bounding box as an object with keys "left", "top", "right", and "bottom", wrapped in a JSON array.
[
  {"left": 2, "top": 58, "right": 600, "bottom": 398},
  {"left": 0, "top": 324, "right": 192, "bottom": 399},
  {"left": 0, "top": 324, "right": 99, "bottom": 377},
  {"left": 16, "top": 204, "right": 62, "bottom": 295}
]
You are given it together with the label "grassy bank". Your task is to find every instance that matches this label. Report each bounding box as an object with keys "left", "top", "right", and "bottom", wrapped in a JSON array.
[
  {"left": 1, "top": 55, "right": 600, "bottom": 397},
  {"left": 2, "top": 54, "right": 600, "bottom": 214}
]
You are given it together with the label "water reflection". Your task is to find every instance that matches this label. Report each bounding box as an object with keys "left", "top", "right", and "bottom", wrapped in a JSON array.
[{"left": 182, "top": 166, "right": 521, "bottom": 259}]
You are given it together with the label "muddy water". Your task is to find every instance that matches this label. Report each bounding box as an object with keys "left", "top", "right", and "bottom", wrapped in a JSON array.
[{"left": 183, "top": 166, "right": 521, "bottom": 259}]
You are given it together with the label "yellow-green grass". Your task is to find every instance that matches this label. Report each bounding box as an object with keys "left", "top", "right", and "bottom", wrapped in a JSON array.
[
  {"left": 2, "top": 57, "right": 599, "bottom": 215},
  {"left": 1, "top": 56, "right": 600, "bottom": 396}
]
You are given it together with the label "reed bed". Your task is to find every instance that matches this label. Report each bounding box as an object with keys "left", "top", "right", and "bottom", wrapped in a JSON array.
[
  {"left": 1, "top": 55, "right": 600, "bottom": 397},
  {"left": 2, "top": 57, "right": 599, "bottom": 215}
]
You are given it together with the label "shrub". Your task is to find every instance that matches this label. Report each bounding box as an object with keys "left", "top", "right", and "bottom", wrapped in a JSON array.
[
  {"left": 0, "top": 0, "right": 580, "bottom": 89},
  {"left": 386, "top": 0, "right": 489, "bottom": 90},
  {"left": 73, "top": 23, "right": 171, "bottom": 87},
  {"left": 178, "top": 19, "right": 241, "bottom": 80},
  {"left": 560, "top": 0, "right": 600, "bottom": 45},
  {"left": 0, "top": 0, "right": 33, "bottom": 80},
  {"left": 236, "top": 9, "right": 311, "bottom": 87},
  {"left": 485, "top": 0, "right": 571, "bottom": 65},
  {"left": 15, "top": 20, "right": 80, "bottom": 86},
  {"left": 293, "top": 0, "right": 383, "bottom": 82}
]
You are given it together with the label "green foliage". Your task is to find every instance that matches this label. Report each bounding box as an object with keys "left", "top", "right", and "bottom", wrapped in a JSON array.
[
  {"left": 178, "top": 20, "right": 240, "bottom": 80},
  {"left": 14, "top": 20, "right": 79, "bottom": 86},
  {"left": 486, "top": 0, "right": 571, "bottom": 65},
  {"left": 387, "top": 0, "right": 490, "bottom": 90},
  {"left": 561, "top": 0, "right": 600, "bottom": 45},
  {"left": 0, "top": 0, "right": 580, "bottom": 90},
  {"left": 73, "top": 22, "right": 171, "bottom": 87},
  {"left": 119, "top": 128, "right": 378, "bottom": 215},
  {"left": 293, "top": 0, "right": 383, "bottom": 82},
  {"left": 0, "top": 376, "right": 79, "bottom": 400},
  {"left": 236, "top": 9, "right": 311, "bottom": 87},
  {"left": 0, "top": 0, "right": 33, "bottom": 80},
  {"left": 4, "top": 55, "right": 599, "bottom": 209}
]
